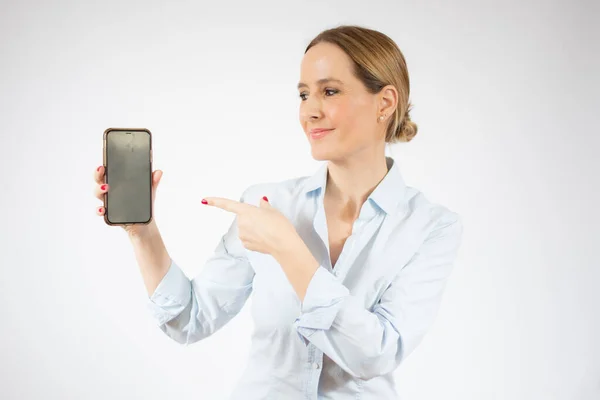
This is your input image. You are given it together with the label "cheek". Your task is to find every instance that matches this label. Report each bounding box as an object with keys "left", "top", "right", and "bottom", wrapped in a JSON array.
[
  {"left": 328, "top": 101, "right": 370, "bottom": 139},
  {"left": 327, "top": 101, "right": 354, "bottom": 127}
]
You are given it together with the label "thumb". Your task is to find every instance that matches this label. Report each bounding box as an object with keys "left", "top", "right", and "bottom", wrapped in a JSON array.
[
  {"left": 259, "top": 196, "right": 270, "bottom": 207},
  {"left": 153, "top": 170, "right": 163, "bottom": 188}
]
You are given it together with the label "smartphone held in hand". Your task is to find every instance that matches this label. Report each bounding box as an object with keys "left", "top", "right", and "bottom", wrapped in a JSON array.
[{"left": 102, "top": 127, "right": 153, "bottom": 226}]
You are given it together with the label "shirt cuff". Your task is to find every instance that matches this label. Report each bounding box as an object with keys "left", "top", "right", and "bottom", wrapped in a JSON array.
[
  {"left": 294, "top": 266, "right": 349, "bottom": 344},
  {"left": 146, "top": 259, "right": 192, "bottom": 326}
]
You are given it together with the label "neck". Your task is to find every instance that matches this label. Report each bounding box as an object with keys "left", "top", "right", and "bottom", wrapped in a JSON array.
[{"left": 324, "top": 150, "right": 390, "bottom": 219}]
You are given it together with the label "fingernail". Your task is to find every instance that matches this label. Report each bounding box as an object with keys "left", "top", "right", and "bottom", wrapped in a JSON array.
[
  {"left": 201, "top": 199, "right": 208, "bottom": 205},
  {"left": 101, "top": 184, "right": 107, "bottom": 191},
  {"left": 97, "top": 166, "right": 102, "bottom": 171},
  {"left": 98, "top": 207, "right": 104, "bottom": 213},
  {"left": 262, "top": 196, "right": 268, "bottom": 202}
]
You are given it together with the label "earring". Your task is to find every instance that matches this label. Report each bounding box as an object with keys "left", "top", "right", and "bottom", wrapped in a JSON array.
[{"left": 378, "top": 114, "right": 386, "bottom": 121}]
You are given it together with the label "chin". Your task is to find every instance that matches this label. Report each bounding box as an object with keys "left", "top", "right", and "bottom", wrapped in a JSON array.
[
  {"left": 309, "top": 145, "right": 337, "bottom": 161},
  {"left": 306, "top": 130, "right": 342, "bottom": 159},
  {"left": 311, "top": 153, "right": 329, "bottom": 162}
]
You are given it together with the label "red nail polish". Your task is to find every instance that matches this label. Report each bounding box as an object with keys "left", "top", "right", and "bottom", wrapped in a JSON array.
[
  {"left": 98, "top": 207, "right": 103, "bottom": 213},
  {"left": 101, "top": 184, "right": 107, "bottom": 191},
  {"left": 201, "top": 199, "right": 208, "bottom": 205},
  {"left": 263, "top": 196, "right": 268, "bottom": 202}
]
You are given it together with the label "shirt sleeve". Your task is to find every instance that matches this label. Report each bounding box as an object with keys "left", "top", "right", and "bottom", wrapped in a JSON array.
[
  {"left": 146, "top": 189, "right": 255, "bottom": 346},
  {"left": 293, "top": 213, "right": 463, "bottom": 380}
]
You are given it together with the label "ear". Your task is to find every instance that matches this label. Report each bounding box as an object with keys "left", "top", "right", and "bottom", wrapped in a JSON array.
[{"left": 377, "top": 84, "right": 398, "bottom": 119}]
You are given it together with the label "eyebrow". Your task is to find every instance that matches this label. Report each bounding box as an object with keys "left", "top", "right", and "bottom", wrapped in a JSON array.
[{"left": 297, "top": 78, "right": 344, "bottom": 90}]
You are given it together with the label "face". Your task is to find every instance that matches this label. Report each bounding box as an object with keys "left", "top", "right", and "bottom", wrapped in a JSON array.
[{"left": 298, "top": 42, "right": 386, "bottom": 162}]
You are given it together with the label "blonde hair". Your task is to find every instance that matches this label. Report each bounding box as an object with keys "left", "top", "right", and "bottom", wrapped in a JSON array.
[{"left": 305, "top": 25, "right": 418, "bottom": 143}]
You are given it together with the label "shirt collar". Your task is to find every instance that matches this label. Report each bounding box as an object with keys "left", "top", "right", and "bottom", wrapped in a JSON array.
[{"left": 302, "top": 156, "right": 408, "bottom": 215}]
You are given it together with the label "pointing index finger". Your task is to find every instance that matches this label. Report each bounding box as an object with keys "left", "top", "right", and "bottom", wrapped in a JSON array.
[{"left": 203, "top": 197, "right": 252, "bottom": 214}]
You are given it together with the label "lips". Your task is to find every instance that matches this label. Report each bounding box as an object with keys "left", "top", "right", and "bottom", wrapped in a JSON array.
[
  {"left": 309, "top": 128, "right": 334, "bottom": 139},
  {"left": 310, "top": 128, "right": 333, "bottom": 134}
]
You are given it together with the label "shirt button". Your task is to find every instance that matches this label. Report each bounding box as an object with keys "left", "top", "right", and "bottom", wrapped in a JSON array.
[{"left": 312, "top": 362, "right": 320, "bottom": 369}]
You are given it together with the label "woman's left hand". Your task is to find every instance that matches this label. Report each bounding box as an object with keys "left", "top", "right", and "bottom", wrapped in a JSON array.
[{"left": 202, "top": 195, "right": 299, "bottom": 256}]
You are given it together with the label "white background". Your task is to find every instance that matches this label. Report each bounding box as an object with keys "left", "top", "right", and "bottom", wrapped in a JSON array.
[{"left": 1, "top": 0, "right": 598, "bottom": 399}]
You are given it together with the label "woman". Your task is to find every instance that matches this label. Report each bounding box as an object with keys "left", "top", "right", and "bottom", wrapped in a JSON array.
[{"left": 93, "top": 25, "right": 463, "bottom": 400}]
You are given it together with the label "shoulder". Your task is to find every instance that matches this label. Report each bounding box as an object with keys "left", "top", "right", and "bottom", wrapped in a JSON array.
[
  {"left": 381, "top": 186, "right": 463, "bottom": 278},
  {"left": 403, "top": 185, "right": 463, "bottom": 242}
]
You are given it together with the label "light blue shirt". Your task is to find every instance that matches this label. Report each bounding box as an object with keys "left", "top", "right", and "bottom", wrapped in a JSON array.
[{"left": 146, "top": 156, "right": 463, "bottom": 399}]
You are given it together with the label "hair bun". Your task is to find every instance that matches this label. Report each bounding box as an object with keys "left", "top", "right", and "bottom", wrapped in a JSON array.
[{"left": 391, "top": 106, "right": 418, "bottom": 143}]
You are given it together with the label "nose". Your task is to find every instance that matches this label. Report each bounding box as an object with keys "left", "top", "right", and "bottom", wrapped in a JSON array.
[{"left": 300, "top": 98, "right": 323, "bottom": 123}]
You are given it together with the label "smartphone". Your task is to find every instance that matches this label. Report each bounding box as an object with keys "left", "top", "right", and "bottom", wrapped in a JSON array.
[{"left": 102, "top": 128, "right": 153, "bottom": 225}]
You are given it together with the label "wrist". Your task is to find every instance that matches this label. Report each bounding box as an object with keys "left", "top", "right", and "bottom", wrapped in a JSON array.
[
  {"left": 272, "top": 231, "right": 302, "bottom": 261},
  {"left": 128, "top": 220, "right": 160, "bottom": 243}
]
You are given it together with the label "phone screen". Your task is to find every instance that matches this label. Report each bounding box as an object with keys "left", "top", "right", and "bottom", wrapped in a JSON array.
[{"left": 103, "top": 129, "right": 152, "bottom": 224}]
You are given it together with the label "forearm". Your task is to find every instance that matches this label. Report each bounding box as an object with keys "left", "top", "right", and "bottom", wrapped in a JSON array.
[
  {"left": 145, "top": 216, "right": 256, "bottom": 346},
  {"left": 128, "top": 220, "right": 172, "bottom": 297},
  {"left": 272, "top": 234, "right": 320, "bottom": 302}
]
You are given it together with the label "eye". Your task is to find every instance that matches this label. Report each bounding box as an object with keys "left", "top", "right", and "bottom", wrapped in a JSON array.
[{"left": 298, "top": 88, "right": 338, "bottom": 101}]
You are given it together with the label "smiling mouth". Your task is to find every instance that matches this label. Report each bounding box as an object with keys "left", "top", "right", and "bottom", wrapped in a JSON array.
[{"left": 310, "top": 129, "right": 334, "bottom": 139}]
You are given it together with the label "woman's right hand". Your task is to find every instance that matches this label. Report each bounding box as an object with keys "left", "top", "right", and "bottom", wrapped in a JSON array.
[{"left": 94, "top": 165, "right": 163, "bottom": 238}]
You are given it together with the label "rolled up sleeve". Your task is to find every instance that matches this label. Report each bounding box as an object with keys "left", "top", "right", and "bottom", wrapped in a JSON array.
[
  {"left": 294, "top": 266, "right": 349, "bottom": 343},
  {"left": 147, "top": 259, "right": 193, "bottom": 326}
]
